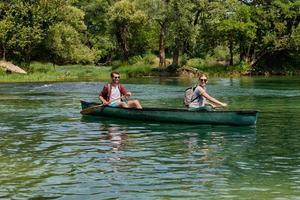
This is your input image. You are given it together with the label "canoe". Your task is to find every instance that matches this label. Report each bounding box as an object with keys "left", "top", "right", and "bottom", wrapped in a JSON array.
[{"left": 80, "top": 101, "right": 258, "bottom": 126}]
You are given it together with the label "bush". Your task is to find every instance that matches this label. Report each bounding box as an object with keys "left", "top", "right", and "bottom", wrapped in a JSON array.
[
  {"left": 212, "top": 46, "right": 230, "bottom": 61},
  {"left": 0, "top": 69, "right": 6, "bottom": 75},
  {"left": 233, "top": 62, "right": 250, "bottom": 74},
  {"left": 142, "top": 53, "right": 157, "bottom": 65},
  {"left": 179, "top": 54, "right": 189, "bottom": 66},
  {"left": 117, "top": 64, "right": 152, "bottom": 77},
  {"left": 186, "top": 58, "right": 205, "bottom": 69},
  {"left": 130, "top": 55, "right": 143, "bottom": 64}
]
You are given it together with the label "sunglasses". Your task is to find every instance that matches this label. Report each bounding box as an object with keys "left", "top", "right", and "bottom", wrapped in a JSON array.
[
  {"left": 113, "top": 76, "right": 120, "bottom": 79},
  {"left": 200, "top": 78, "right": 207, "bottom": 82}
]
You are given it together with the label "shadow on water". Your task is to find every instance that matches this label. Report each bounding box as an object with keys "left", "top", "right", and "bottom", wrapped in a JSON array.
[
  {"left": 81, "top": 115, "right": 256, "bottom": 135},
  {"left": 81, "top": 115, "right": 257, "bottom": 154}
]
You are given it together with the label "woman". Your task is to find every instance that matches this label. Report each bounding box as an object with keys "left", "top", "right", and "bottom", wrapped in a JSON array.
[{"left": 189, "top": 73, "right": 227, "bottom": 110}]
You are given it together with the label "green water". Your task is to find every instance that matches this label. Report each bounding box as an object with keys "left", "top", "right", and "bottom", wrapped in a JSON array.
[{"left": 0, "top": 77, "right": 300, "bottom": 199}]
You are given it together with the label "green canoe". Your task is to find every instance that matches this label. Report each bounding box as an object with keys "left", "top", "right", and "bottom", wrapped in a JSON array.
[{"left": 80, "top": 101, "right": 258, "bottom": 126}]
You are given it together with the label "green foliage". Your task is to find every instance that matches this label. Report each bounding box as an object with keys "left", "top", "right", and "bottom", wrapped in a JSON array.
[
  {"left": 0, "top": 0, "right": 94, "bottom": 65},
  {"left": 78, "top": 0, "right": 116, "bottom": 62},
  {"left": 211, "top": 46, "right": 230, "bottom": 61},
  {"left": 0, "top": 62, "right": 111, "bottom": 82},
  {"left": 46, "top": 23, "right": 95, "bottom": 64},
  {"left": 115, "top": 64, "right": 152, "bottom": 77},
  {"left": 142, "top": 53, "right": 157, "bottom": 65},
  {"left": 186, "top": 58, "right": 205, "bottom": 69},
  {"left": 0, "top": 0, "right": 298, "bottom": 75},
  {"left": 233, "top": 62, "right": 251, "bottom": 74},
  {"left": 129, "top": 53, "right": 157, "bottom": 65},
  {"left": 179, "top": 54, "right": 189, "bottom": 67}
]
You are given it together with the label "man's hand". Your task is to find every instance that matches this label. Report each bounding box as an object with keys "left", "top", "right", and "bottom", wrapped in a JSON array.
[{"left": 102, "top": 100, "right": 109, "bottom": 106}]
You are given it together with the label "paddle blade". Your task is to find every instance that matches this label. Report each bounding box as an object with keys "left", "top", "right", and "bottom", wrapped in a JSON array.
[{"left": 80, "top": 104, "right": 103, "bottom": 115}]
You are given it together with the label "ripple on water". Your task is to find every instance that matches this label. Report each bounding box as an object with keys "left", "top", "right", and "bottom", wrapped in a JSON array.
[{"left": 1, "top": 79, "right": 300, "bottom": 199}]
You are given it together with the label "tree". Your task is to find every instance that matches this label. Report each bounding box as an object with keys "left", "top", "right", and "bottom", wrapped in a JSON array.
[
  {"left": 43, "top": 2, "right": 95, "bottom": 64},
  {"left": 108, "top": 0, "right": 146, "bottom": 63},
  {"left": 77, "top": 0, "right": 115, "bottom": 64},
  {"left": 234, "top": 0, "right": 299, "bottom": 67},
  {"left": 216, "top": 0, "right": 256, "bottom": 65},
  {"left": 168, "top": 0, "right": 197, "bottom": 67},
  {"left": 0, "top": 0, "right": 95, "bottom": 65},
  {"left": 142, "top": 0, "right": 174, "bottom": 67},
  {"left": 0, "top": 1, "right": 43, "bottom": 65}
]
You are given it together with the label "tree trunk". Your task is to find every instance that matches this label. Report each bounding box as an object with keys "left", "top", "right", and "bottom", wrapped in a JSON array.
[
  {"left": 229, "top": 39, "right": 233, "bottom": 66},
  {"left": 3, "top": 49, "right": 5, "bottom": 61},
  {"left": 116, "top": 26, "right": 129, "bottom": 63},
  {"left": 106, "top": 53, "right": 112, "bottom": 65},
  {"left": 159, "top": 21, "right": 167, "bottom": 68},
  {"left": 2, "top": 44, "right": 6, "bottom": 61},
  {"left": 172, "top": 38, "right": 180, "bottom": 67}
]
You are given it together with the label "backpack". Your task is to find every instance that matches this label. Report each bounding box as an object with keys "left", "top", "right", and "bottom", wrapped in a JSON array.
[{"left": 184, "top": 85, "right": 199, "bottom": 107}]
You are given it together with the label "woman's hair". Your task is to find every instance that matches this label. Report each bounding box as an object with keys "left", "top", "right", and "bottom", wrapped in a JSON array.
[
  {"left": 198, "top": 73, "right": 208, "bottom": 79},
  {"left": 111, "top": 71, "right": 120, "bottom": 77}
]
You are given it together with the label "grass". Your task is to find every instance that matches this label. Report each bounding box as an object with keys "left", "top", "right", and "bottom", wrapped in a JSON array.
[
  {"left": 114, "top": 64, "right": 153, "bottom": 77},
  {"left": 0, "top": 62, "right": 112, "bottom": 83},
  {"left": 0, "top": 55, "right": 260, "bottom": 83},
  {"left": 0, "top": 61, "right": 250, "bottom": 83}
]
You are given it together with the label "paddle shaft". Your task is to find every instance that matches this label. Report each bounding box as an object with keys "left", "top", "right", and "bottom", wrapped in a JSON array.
[{"left": 80, "top": 95, "right": 127, "bottom": 114}]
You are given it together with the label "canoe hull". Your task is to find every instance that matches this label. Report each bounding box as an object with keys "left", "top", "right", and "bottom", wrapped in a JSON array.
[{"left": 80, "top": 101, "right": 258, "bottom": 126}]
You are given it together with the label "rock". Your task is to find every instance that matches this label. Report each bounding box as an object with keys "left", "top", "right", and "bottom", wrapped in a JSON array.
[
  {"left": 177, "top": 66, "right": 200, "bottom": 77},
  {"left": 0, "top": 61, "right": 27, "bottom": 74}
]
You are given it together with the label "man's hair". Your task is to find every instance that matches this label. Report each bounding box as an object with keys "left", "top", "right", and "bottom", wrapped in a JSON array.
[{"left": 111, "top": 71, "right": 120, "bottom": 77}]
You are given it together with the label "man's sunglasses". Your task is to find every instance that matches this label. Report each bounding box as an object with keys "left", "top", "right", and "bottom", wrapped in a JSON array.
[{"left": 113, "top": 76, "right": 120, "bottom": 79}]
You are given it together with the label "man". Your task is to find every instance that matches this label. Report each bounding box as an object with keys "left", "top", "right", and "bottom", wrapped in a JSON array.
[{"left": 99, "top": 72, "right": 142, "bottom": 109}]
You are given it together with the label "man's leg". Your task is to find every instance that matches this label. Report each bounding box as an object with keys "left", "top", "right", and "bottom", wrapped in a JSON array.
[
  {"left": 127, "top": 100, "right": 142, "bottom": 109},
  {"left": 117, "top": 102, "right": 129, "bottom": 108}
]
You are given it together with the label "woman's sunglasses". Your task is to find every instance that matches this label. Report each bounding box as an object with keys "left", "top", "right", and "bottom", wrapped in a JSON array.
[{"left": 200, "top": 78, "right": 207, "bottom": 83}]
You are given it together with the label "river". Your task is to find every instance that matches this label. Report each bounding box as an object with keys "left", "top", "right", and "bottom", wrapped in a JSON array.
[{"left": 0, "top": 76, "right": 300, "bottom": 199}]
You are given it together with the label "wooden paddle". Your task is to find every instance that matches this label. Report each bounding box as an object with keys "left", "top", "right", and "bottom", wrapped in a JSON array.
[{"left": 80, "top": 95, "right": 127, "bottom": 115}]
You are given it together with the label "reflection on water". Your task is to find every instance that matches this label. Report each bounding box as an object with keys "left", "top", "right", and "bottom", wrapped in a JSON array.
[
  {"left": 100, "top": 123, "right": 128, "bottom": 152},
  {"left": 1, "top": 77, "right": 300, "bottom": 199}
]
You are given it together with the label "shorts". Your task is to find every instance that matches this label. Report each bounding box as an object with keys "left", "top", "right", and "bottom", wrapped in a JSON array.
[{"left": 109, "top": 101, "right": 120, "bottom": 107}]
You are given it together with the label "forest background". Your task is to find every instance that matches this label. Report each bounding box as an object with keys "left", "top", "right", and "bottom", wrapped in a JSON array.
[{"left": 0, "top": 0, "right": 299, "bottom": 77}]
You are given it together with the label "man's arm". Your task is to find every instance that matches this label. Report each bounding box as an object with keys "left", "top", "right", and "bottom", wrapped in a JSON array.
[
  {"left": 120, "top": 84, "right": 131, "bottom": 97},
  {"left": 99, "top": 84, "right": 109, "bottom": 105},
  {"left": 99, "top": 95, "right": 109, "bottom": 105}
]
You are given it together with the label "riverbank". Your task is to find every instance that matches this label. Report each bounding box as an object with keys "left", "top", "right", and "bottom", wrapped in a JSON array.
[{"left": 0, "top": 61, "right": 299, "bottom": 83}]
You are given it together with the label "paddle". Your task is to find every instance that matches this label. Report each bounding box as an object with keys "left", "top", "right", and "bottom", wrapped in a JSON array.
[{"left": 80, "top": 95, "right": 127, "bottom": 115}]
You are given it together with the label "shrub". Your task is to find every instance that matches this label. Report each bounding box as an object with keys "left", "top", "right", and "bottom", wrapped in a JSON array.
[
  {"left": 179, "top": 54, "right": 189, "bottom": 66},
  {"left": 186, "top": 58, "right": 204, "bottom": 69},
  {"left": 130, "top": 55, "right": 143, "bottom": 64},
  {"left": 117, "top": 64, "right": 152, "bottom": 77},
  {"left": 142, "top": 53, "right": 157, "bottom": 65},
  {"left": 233, "top": 62, "right": 251, "bottom": 74},
  {"left": 212, "top": 46, "right": 230, "bottom": 61}
]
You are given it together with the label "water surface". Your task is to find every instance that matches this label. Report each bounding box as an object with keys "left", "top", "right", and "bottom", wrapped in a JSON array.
[{"left": 0, "top": 77, "right": 300, "bottom": 199}]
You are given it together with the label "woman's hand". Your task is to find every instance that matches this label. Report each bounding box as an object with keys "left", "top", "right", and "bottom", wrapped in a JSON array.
[
  {"left": 126, "top": 92, "right": 132, "bottom": 97},
  {"left": 221, "top": 103, "right": 227, "bottom": 107}
]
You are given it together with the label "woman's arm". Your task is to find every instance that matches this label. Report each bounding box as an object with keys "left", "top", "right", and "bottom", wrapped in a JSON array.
[{"left": 201, "top": 91, "right": 227, "bottom": 107}]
